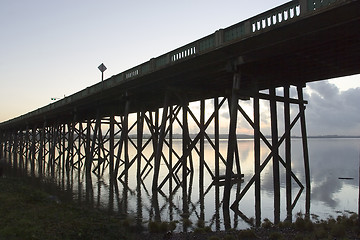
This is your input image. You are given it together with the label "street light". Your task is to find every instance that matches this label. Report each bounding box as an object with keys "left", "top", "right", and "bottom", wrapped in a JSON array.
[{"left": 98, "top": 63, "right": 107, "bottom": 82}]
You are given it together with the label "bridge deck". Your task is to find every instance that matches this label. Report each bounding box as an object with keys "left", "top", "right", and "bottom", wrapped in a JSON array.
[{"left": 1, "top": 0, "right": 359, "bottom": 128}]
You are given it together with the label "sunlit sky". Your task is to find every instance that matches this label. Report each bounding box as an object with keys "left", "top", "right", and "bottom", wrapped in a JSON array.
[{"left": 1, "top": 1, "right": 359, "bottom": 135}]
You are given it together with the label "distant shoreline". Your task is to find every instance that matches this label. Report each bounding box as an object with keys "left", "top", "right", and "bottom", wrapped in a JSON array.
[{"left": 124, "top": 134, "right": 360, "bottom": 140}]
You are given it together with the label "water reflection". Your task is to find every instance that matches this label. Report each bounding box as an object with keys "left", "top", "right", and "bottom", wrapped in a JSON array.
[
  {"left": 308, "top": 138, "right": 359, "bottom": 210},
  {"left": 2, "top": 138, "right": 359, "bottom": 231}
]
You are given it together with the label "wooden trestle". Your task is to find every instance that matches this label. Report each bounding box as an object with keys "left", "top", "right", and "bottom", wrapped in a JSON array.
[{"left": 0, "top": 76, "right": 310, "bottom": 227}]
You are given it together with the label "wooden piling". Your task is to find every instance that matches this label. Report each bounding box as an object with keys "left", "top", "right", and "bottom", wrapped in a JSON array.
[
  {"left": 137, "top": 111, "right": 144, "bottom": 181},
  {"left": 38, "top": 122, "right": 45, "bottom": 176},
  {"left": 85, "top": 119, "right": 91, "bottom": 174},
  {"left": 30, "top": 126, "right": 36, "bottom": 176},
  {"left": 109, "top": 115, "right": 115, "bottom": 179},
  {"left": 297, "top": 85, "right": 311, "bottom": 215},
  {"left": 254, "top": 95, "right": 261, "bottom": 226},
  {"left": 200, "top": 100, "right": 205, "bottom": 196},
  {"left": 284, "top": 85, "right": 292, "bottom": 221},
  {"left": 114, "top": 99, "right": 130, "bottom": 179},
  {"left": 182, "top": 103, "right": 188, "bottom": 194},
  {"left": 224, "top": 72, "right": 240, "bottom": 225},
  {"left": 153, "top": 93, "right": 170, "bottom": 190},
  {"left": 214, "top": 97, "right": 220, "bottom": 180},
  {"left": 270, "top": 87, "right": 280, "bottom": 224}
]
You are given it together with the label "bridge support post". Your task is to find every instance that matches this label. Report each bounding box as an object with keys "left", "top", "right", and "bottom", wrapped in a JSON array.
[
  {"left": 297, "top": 85, "right": 311, "bottom": 215},
  {"left": 66, "top": 120, "right": 74, "bottom": 171},
  {"left": 50, "top": 123, "right": 59, "bottom": 177},
  {"left": 153, "top": 92, "right": 170, "bottom": 191},
  {"left": 76, "top": 121, "right": 85, "bottom": 171},
  {"left": 214, "top": 98, "right": 220, "bottom": 180},
  {"left": 182, "top": 101, "right": 190, "bottom": 217},
  {"left": 284, "top": 85, "right": 292, "bottom": 221},
  {"left": 25, "top": 126, "right": 29, "bottom": 171},
  {"left": 2, "top": 132, "right": 6, "bottom": 159},
  {"left": 8, "top": 131, "right": 13, "bottom": 163},
  {"left": 168, "top": 106, "right": 173, "bottom": 192},
  {"left": 199, "top": 99, "right": 205, "bottom": 224},
  {"left": 89, "top": 114, "right": 100, "bottom": 175},
  {"left": 183, "top": 102, "right": 190, "bottom": 178},
  {"left": 0, "top": 131, "right": 3, "bottom": 159},
  {"left": 18, "top": 130, "right": 23, "bottom": 168},
  {"left": 85, "top": 118, "right": 91, "bottom": 174},
  {"left": 223, "top": 71, "right": 241, "bottom": 229},
  {"left": 254, "top": 94, "right": 261, "bottom": 227},
  {"left": 61, "top": 122, "right": 66, "bottom": 176},
  {"left": 13, "top": 130, "right": 18, "bottom": 169},
  {"left": 30, "top": 126, "right": 36, "bottom": 176},
  {"left": 114, "top": 99, "right": 130, "bottom": 179},
  {"left": 137, "top": 111, "right": 144, "bottom": 182},
  {"left": 109, "top": 114, "right": 115, "bottom": 179},
  {"left": 38, "top": 122, "right": 46, "bottom": 176},
  {"left": 270, "top": 87, "right": 280, "bottom": 224}
]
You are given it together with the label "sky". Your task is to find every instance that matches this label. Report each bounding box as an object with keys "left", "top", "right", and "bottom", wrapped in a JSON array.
[{"left": 1, "top": 1, "right": 359, "bottom": 136}]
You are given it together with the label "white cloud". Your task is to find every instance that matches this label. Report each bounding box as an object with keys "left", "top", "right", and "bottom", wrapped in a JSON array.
[{"left": 305, "top": 81, "right": 360, "bottom": 136}]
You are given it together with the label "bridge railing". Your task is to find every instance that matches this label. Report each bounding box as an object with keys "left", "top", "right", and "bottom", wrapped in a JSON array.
[
  {"left": 85, "top": 0, "right": 345, "bottom": 93},
  {"left": 0, "top": 0, "right": 347, "bottom": 128},
  {"left": 307, "top": 0, "right": 342, "bottom": 11},
  {"left": 249, "top": 1, "right": 301, "bottom": 34},
  {"left": 107, "top": 0, "right": 342, "bottom": 86}
]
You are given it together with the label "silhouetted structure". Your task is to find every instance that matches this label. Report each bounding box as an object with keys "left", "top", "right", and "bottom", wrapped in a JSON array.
[{"left": 0, "top": 0, "right": 359, "bottom": 228}]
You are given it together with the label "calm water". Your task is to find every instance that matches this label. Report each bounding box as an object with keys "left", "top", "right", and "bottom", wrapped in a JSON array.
[{"left": 3, "top": 138, "right": 360, "bottom": 231}]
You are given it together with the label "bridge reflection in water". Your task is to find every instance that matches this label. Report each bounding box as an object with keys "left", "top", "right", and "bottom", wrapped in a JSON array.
[
  {"left": 2, "top": 137, "right": 311, "bottom": 231},
  {"left": 0, "top": 86, "right": 310, "bottom": 231}
]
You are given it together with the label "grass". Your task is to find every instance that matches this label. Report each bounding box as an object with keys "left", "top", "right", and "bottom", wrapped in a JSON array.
[{"left": 0, "top": 176, "right": 134, "bottom": 240}]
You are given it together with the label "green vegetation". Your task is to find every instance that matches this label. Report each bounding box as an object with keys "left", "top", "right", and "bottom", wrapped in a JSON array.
[
  {"left": 238, "top": 229, "right": 258, "bottom": 239},
  {"left": 147, "top": 220, "right": 177, "bottom": 233},
  {"left": 261, "top": 218, "right": 273, "bottom": 228},
  {"left": 0, "top": 177, "right": 133, "bottom": 240}
]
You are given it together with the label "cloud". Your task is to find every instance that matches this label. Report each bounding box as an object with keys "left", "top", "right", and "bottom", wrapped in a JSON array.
[
  {"left": 305, "top": 81, "right": 360, "bottom": 136},
  {"left": 169, "top": 81, "right": 360, "bottom": 136}
]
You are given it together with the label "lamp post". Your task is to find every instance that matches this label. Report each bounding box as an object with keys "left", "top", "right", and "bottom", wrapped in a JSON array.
[{"left": 98, "top": 63, "right": 107, "bottom": 82}]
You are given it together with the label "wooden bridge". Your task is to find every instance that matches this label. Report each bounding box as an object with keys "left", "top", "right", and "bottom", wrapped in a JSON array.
[{"left": 0, "top": 0, "right": 359, "bottom": 227}]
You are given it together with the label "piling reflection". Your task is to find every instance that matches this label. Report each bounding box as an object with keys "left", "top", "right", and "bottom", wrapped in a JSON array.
[{"left": 1, "top": 138, "right": 359, "bottom": 232}]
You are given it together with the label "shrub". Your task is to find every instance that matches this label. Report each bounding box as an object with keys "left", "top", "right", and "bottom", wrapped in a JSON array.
[
  {"left": 314, "top": 228, "right": 328, "bottom": 239},
  {"left": 269, "top": 232, "right": 283, "bottom": 240},
  {"left": 238, "top": 229, "right": 258, "bottom": 239},
  {"left": 183, "top": 218, "right": 192, "bottom": 227},
  {"left": 197, "top": 219, "right": 205, "bottom": 228},
  {"left": 168, "top": 221, "right": 177, "bottom": 231},
  {"left": 148, "top": 221, "right": 160, "bottom": 233},
  {"left": 262, "top": 218, "right": 273, "bottom": 228},
  {"left": 194, "top": 227, "right": 206, "bottom": 234},
  {"left": 223, "top": 234, "right": 236, "bottom": 240},
  {"left": 331, "top": 224, "right": 346, "bottom": 238},
  {"left": 294, "top": 216, "right": 313, "bottom": 231},
  {"left": 208, "top": 236, "right": 220, "bottom": 240},
  {"left": 160, "top": 222, "right": 169, "bottom": 232}
]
